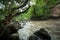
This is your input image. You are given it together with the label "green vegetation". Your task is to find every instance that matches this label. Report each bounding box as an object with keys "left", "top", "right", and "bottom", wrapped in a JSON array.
[
  {"left": 14, "top": 0, "right": 60, "bottom": 20},
  {"left": 0, "top": 0, "right": 60, "bottom": 39},
  {"left": 0, "top": 0, "right": 60, "bottom": 21}
]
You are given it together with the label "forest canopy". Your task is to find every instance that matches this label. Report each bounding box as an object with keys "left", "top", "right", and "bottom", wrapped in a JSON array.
[{"left": 0, "top": 0, "right": 60, "bottom": 21}]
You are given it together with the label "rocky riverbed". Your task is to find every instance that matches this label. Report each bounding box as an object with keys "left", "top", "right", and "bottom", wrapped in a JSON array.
[{"left": 31, "top": 21, "right": 60, "bottom": 40}]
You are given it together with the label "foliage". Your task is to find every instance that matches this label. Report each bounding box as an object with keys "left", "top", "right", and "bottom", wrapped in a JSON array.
[
  {"left": 0, "top": 0, "right": 60, "bottom": 21},
  {"left": 0, "top": 0, "right": 29, "bottom": 21},
  {"left": 13, "top": 6, "right": 34, "bottom": 21}
]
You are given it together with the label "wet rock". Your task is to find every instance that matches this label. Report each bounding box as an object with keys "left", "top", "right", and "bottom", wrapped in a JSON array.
[
  {"left": 29, "top": 35, "right": 41, "bottom": 40},
  {"left": 34, "top": 28, "right": 51, "bottom": 40},
  {"left": 8, "top": 33, "right": 19, "bottom": 40}
]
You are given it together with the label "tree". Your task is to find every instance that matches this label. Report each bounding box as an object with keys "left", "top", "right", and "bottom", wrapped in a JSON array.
[
  {"left": 0, "top": 0, "right": 31, "bottom": 39},
  {"left": 0, "top": 0, "right": 60, "bottom": 24},
  {"left": 0, "top": 0, "right": 30, "bottom": 26},
  {"left": 30, "top": 0, "right": 60, "bottom": 20}
]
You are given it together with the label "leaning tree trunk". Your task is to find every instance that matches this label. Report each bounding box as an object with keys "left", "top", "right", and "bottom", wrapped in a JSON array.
[
  {"left": 2, "top": 0, "right": 29, "bottom": 26},
  {"left": 0, "top": 0, "right": 30, "bottom": 39}
]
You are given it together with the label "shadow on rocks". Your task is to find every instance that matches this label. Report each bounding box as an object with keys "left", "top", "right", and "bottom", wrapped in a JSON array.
[{"left": 29, "top": 28, "right": 51, "bottom": 40}]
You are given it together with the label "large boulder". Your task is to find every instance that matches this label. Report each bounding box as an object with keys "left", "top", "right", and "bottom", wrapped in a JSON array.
[{"left": 29, "top": 28, "right": 51, "bottom": 40}]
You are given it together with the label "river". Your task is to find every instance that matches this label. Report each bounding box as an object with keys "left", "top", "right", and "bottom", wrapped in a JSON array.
[{"left": 31, "top": 21, "right": 60, "bottom": 40}]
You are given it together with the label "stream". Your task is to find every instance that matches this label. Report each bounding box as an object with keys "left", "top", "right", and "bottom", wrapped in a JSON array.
[
  {"left": 31, "top": 21, "right": 60, "bottom": 40},
  {"left": 18, "top": 21, "right": 60, "bottom": 40}
]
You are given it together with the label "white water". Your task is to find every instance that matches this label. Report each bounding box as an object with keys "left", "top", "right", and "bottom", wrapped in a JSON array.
[{"left": 18, "top": 21, "right": 43, "bottom": 40}]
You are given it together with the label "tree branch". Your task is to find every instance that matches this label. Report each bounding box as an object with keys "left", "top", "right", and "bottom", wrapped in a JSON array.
[
  {"left": 3, "top": 5, "right": 30, "bottom": 25},
  {"left": 11, "top": 0, "right": 29, "bottom": 11}
]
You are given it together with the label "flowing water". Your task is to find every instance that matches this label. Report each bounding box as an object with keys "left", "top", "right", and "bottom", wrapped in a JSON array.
[
  {"left": 18, "top": 21, "right": 60, "bottom": 40},
  {"left": 31, "top": 21, "right": 60, "bottom": 40}
]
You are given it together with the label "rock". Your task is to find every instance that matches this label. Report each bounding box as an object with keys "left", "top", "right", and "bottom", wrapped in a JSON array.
[
  {"left": 34, "top": 28, "right": 51, "bottom": 40},
  {"left": 8, "top": 33, "right": 19, "bottom": 40},
  {"left": 29, "top": 35, "right": 41, "bottom": 40}
]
